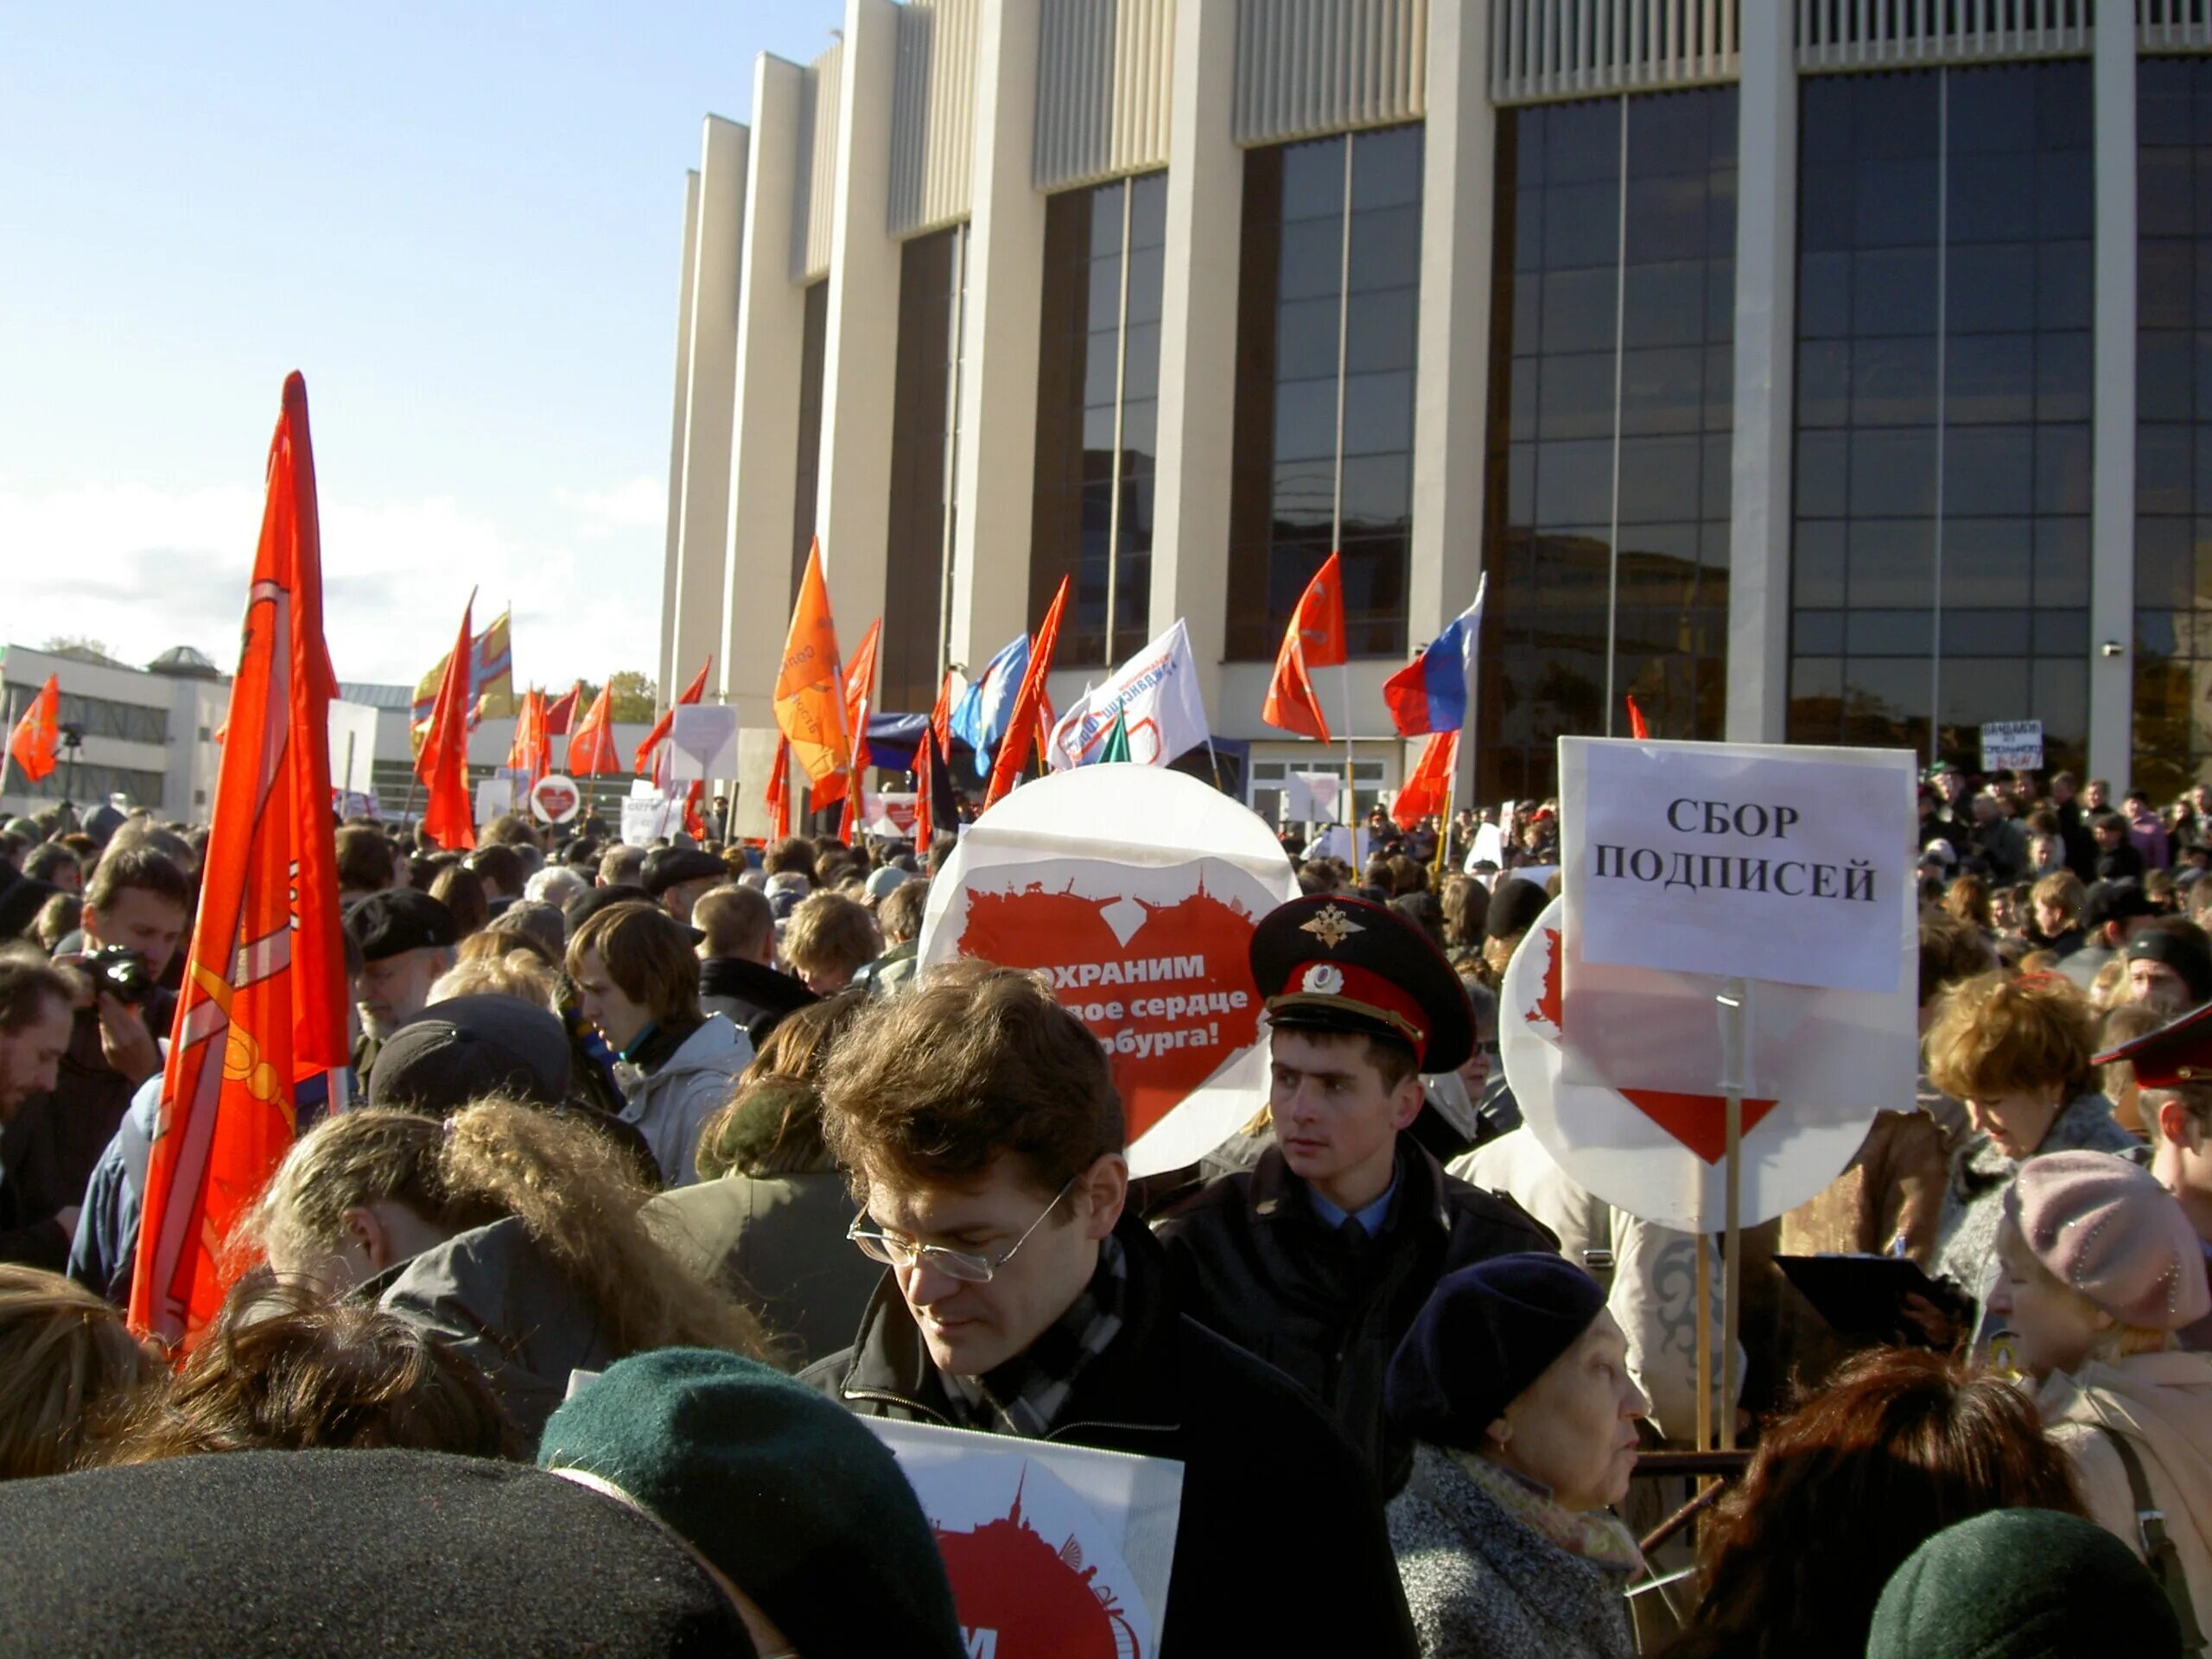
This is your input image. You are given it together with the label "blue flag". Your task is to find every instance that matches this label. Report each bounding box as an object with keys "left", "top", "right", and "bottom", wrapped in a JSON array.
[{"left": 950, "top": 635, "right": 1030, "bottom": 779}]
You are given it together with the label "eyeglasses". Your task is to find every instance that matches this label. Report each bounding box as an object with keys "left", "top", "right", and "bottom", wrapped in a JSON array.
[{"left": 847, "top": 1178, "right": 1077, "bottom": 1284}]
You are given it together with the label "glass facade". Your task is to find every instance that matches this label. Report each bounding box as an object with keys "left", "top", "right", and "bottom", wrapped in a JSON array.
[
  {"left": 1786, "top": 64, "right": 2093, "bottom": 773},
  {"left": 790, "top": 278, "right": 829, "bottom": 604},
  {"left": 1480, "top": 90, "right": 1736, "bottom": 801},
  {"left": 2135, "top": 57, "right": 2212, "bottom": 801},
  {"left": 1228, "top": 124, "right": 1424, "bottom": 661},
  {"left": 1029, "top": 174, "right": 1165, "bottom": 667},
  {"left": 882, "top": 226, "right": 969, "bottom": 715}
]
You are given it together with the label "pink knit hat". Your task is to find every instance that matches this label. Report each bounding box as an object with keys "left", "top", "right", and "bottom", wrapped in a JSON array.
[{"left": 2004, "top": 1152, "right": 2212, "bottom": 1331}]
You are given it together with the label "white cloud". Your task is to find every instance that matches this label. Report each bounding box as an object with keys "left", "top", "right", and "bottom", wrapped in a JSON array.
[
  {"left": 553, "top": 474, "right": 665, "bottom": 537},
  {"left": 0, "top": 475, "right": 664, "bottom": 688}
]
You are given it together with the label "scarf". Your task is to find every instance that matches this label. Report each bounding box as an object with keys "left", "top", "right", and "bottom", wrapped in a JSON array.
[
  {"left": 941, "top": 1234, "right": 1128, "bottom": 1438},
  {"left": 1446, "top": 1449, "right": 1644, "bottom": 1576}
]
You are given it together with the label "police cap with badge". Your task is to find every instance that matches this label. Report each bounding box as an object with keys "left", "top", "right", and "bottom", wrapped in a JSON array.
[
  {"left": 1249, "top": 894, "right": 1473, "bottom": 1074},
  {"left": 2094, "top": 998, "right": 2212, "bottom": 1090}
]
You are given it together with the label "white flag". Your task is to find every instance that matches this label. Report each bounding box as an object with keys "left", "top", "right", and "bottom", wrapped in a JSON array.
[{"left": 1046, "top": 620, "right": 1212, "bottom": 771}]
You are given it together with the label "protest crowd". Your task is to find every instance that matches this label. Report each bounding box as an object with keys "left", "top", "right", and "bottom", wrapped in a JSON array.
[{"left": 2, "top": 389, "right": 2209, "bottom": 1659}]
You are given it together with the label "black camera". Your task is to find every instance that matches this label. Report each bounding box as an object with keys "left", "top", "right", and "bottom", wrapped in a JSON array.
[{"left": 83, "top": 945, "right": 156, "bottom": 1006}]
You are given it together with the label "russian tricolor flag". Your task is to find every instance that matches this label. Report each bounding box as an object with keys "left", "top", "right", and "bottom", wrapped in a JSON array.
[{"left": 1382, "top": 575, "right": 1486, "bottom": 737}]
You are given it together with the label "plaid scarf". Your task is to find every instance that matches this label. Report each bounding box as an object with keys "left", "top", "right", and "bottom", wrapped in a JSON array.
[
  {"left": 1447, "top": 1448, "right": 1644, "bottom": 1575},
  {"left": 940, "top": 1234, "right": 1128, "bottom": 1438}
]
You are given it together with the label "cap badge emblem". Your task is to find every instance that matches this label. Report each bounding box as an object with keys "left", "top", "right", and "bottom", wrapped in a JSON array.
[
  {"left": 1301, "top": 963, "right": 1345, "bottom": 996},
  {"left": 1300, "top": 904, "right": 1363, "bottom": 950}
]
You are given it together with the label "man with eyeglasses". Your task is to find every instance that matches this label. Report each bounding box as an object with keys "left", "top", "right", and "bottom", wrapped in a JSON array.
[
  {"left": 1152, "top": 895, "right": 1558, "bottom": 1493},
  {"left": 803, "top": 958, "right": 1418, "bottom": 1656}
]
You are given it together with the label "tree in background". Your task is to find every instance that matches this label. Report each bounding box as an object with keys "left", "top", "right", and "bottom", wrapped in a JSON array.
[{"left": 576, "top": 671, "right": 657, "bottom": 723}]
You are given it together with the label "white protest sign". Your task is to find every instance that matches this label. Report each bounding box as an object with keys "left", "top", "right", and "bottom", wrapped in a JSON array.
[
  {"left": 732, "top": 728, "right": 781, "bottom": 840},
  {"left": 918, "top": 765, "right": 1298, "bottom": 1176},
  {"left": 620, "top": 793, "right": 675, "bottom": 846},
  {"left": 1980, "top": 720, "right": 2043, "bottom": 772},
  {"left": 530, "top": 772, "right": 582, "bottom": 825},
  {"left": 1504, "top": 898, "right": 1897, "bottom": 1231},
  {"left": 326, "top": 700, "right": 379, "bottom": 797},
  {"left": 868, "top": 1419, "right": 1184, "bottom": 1659},
  {"left": 668, "top": 702, "right": 739, "bottom": 783},
  {"left": 1562, "top": 737, "right": 1911, "bottom": 996},
  {"left": 473, "top": 777, "right": 512, "bottom": 824},
  {"left": 1306, "top": 823, "right": 1370, "bottom": 868},
  {"left": 1286, "top": 770, "right": 1343, "bottom": 823},
  {"left": 1465, "top": 821, "right": 1505, "bottom": 869}
]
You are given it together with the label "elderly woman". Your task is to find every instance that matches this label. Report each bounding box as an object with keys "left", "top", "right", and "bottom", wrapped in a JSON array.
[
  {"left": 1927, "top": 969, "right": 2139, "bottom": 1338},
  {"left": 1382, "top": 1254, "right": 1648, "bottom": 1659},
  {"left": 1992, "top": 1151, "right": 2212, "bottom": 1646}
]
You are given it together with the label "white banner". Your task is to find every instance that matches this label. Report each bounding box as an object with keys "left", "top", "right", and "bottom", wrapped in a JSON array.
[
  {"left": 1980, "top": 719, "right": 2044, "bottom": 772},
  {"left": 1045, "top": 620, "right": 1212, "bottom": 772}
]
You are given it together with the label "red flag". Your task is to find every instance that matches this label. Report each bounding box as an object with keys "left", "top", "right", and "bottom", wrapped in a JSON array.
[
  {"left": 683, "top": 779, "right": 709, "bottom": 841},
  {"left": 634, "top": 658, "right": 712, "bottom": 775},
  {"left": 6, "top": 674, "right": 60, "bottom": 785},
  {"left": 765, "top": 739, "right": 791, "bottom": 841},
  {"left": 416, "top": 594, "right": 479, "bottom": 851},
  {"left": 505, "top": 686, "right": 549, "bottom": 785},
  {"left": 543, "top": 680, "right": 583, "bottom": 735},
  {"left": 914, "top": 671, "right": 955, "bottom": 850},
  {"left": 1290, "top": 552, "right": 1346, "bottom": 669},
  {"left": 568, "top": 681, "right": 620, "bottom": 777},
  {"left": 130, "top": 372, "right": 347, "bottom": 1349},
  {"left": 1626, "top": 695, "right": 1649, "bottom": 741},
  {"left": 984, "top": 577, "right": 1071, "bottom": 809},
  {"left": 1262, "top": 615, "right": 1332, "bottom": 744},
  {"left": 1391, "top": 732, "right": 1457, "bottom": 832}
]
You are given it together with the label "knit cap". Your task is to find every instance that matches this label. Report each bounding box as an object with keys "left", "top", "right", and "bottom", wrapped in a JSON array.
[
  {"left": 539, "top": 1349, "right": 965, "bottom": 1659},
  {"left": 2003, "top": 1150, "right": 2212, "bottom": 1331},
  {"left": 1866, "top": 1508, "right": 2182, "bottom": 1659},
  {"left": 1386, "top": 1253, "right": 1607, "bottom": 1448}
]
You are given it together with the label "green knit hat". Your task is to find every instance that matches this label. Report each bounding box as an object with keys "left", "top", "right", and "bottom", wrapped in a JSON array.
[
  {"left": 1867, "top": 1509, "right": 2183, "bottom": 1659},
  {"left": 539, "top": 1351, "right": 964, "bottom": 1659}
]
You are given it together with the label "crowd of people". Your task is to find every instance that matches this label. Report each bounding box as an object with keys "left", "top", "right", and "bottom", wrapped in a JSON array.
[{"left": 0, "top": 768, "right": 2206, "bottom": 1656}]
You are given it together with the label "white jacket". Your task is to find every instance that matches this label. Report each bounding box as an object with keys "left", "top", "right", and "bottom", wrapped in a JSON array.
[
  {"left": 1452, "top": 1128, "right": 1732, "bottom": 1444},
  {"left": 613, "top": 1014, "right": 751, "bottom": 1187},
  {"left": 2038, "top": 1351, "right": 2212, "bottom": 1656}
]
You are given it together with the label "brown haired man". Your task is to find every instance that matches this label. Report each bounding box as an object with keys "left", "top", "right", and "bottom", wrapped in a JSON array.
[
  {"left": 0, "top": 849, "right": 194, "bottom": 1268},
  {"left": 567, "top": 901, "right": 750, "bottom": 1185},
  {"left": 804, "top": 960, "right": 1418, "bottom": 1656},
  {"left": 1153, "top": 894, "right": 1556, "bottom": 1489}
]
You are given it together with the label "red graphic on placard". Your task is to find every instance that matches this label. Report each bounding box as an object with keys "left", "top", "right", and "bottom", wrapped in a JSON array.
[
  {"left": 533, "top": 779, "right": 577, "bottom": 820},
  {"left": 956, "top": 876, "right": 1265, "bottom": 1143},
  {"left": 931, "top": 1472, "right": 1141, "bottom": 1659},
  {"left": 1529, "top": 926, "right": 1777, "bottom": 1164}
]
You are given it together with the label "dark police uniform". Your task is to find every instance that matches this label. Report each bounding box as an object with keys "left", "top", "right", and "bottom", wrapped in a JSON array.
[{"left": 1153, "top": 895, "right": 1556, "bottom": 1490}]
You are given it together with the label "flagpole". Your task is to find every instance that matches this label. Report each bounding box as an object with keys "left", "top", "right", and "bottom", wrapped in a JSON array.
[{"left": 1341, "top": 662, "right": 1356, "bottom": 838}]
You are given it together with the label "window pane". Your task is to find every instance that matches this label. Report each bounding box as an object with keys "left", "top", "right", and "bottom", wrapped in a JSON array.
[
  {"left": 1535, "top": 439, "right": 1616, "bottom": 524},
  {"left": 1344, "top": 288, "right": 1418, "bottom": 374},
  {"left": 1282, "top": 137, "right": 1345, "bottom": 220},
  {"left": 1273, "top": 378, "right": 1337, "bottom": 461},
  {"left": 1279, "top": 215, "right": 1343, "bottom": 301},
  {"left": 1349, "top": 205, "right": 1421, "bottom": 292},
  {"left": 1340, "top": 371, "right": 1414, "bottom": 456},
  {"left": 1848, "top": 429, "right": 1938, "bottom": 518},
  {"left": 1351, "top": 124, "right": 1423, "bottom": 211},
  {"left": 1945, "top": 334, "right": 2035, "bottom": 425},
  {"left": 1945, "top": 427, "right": 2034, "bottom": 518},
  {"left": 1618, "top": 346, "right": 1706, "bottom": 436},
  {"left": 1618, "top": 435, "right": 1704, "bottom": 524},
  {"left": 1276, "top": 296, "right": 1341, "bottom": 381}
]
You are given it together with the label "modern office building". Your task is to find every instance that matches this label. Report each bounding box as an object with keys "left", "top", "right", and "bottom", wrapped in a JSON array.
[
  {"left": 0, "top": 644, "right": 229, "bottom": 823},
  {"left": 657, "top": 0, "right": 2212, "bottom": 813}
]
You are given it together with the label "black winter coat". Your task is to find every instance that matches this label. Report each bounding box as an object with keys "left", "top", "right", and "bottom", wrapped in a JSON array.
[
  {"left": 1151, "top": 1140, "right": 1558, "bottom": 1491},
  {"left": 803, "top": 1217, "right": 1421, "bottom": 1659}
]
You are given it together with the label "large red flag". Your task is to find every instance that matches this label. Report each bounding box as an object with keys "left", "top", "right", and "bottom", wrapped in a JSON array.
[
  {"left": 1390, "top": 731, "right": 1457, "bottom": 832},
  {"left": 130, "top": 373, "right": 347, "bottom": 1349},
  {"left": 6, "top": 674, "right": 60, "bottom": 785},
  {"left": 774, "top": 540, "right": 851, "bottom": 788},
  {"left": 634, "top": 658, "right": 712, "bottom": 775},
  {"left": 416, "top": 594, "right": 479, "bottom": 851},
  {"left": 543, "top": 680, "right": 583, "bottom": 735},
  {"left": 984, "top": 577, "right": 1071, "bottom": 809},
  {"left": 1290, "top": 551, "right": 1346, "bottom": 668},
  {"left": 1262, "top": 553, "right": 1344, "bottom": 741},
  {"left": 506, "top": 686, "right": 549, "bottom": 786},
  {"left": 568, "top": 680, "right": 620, "bottom": 777}
]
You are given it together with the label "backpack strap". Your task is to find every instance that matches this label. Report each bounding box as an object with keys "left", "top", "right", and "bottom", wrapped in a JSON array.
[{"left": 2094, "top": 1423, "right": 2206, "bottom": 1650}]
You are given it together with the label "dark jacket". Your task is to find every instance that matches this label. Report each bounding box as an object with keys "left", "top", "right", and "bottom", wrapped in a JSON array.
[
  {"left": 803, "top": 1217, "right": 1421, "bottom": 1659},
  {"left": 2096, "top": 841, "right": 2147, "bottom": 883},
  {"left": 1151, "top": 1140, "right": 1559, "bottom": 1489},
  {"left": 0, "top": 991, "right": 175, "bottom": 1269},
  {"left": 697, "top": 956, "right": 816, "bottom": 1046}
]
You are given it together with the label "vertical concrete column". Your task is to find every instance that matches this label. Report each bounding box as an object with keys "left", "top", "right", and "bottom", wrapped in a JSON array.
[
  {"left": 1147, "top": 0, "right": 1242, "bottom": 716},
  {"left": 719, "top": 57, "right": 810, "bottom": 729},
  {"left": 1725, "top": 3, "right": 1796, "bottom": 745},
  {"left": 1412, "top": 0, "right": 1496, "bottom": 800},
  {"left": 815, "top": 0, "right": 903, "bottom": 640},
  {"left": 947, "top": 0, "right": 1047, "bottom": 669},
  {"left": 669, "top": 116, "right": 751, "bottom": 704},
  {"left": 658, "top": 170, "right": 702, "bottom": 702},
  {"left": 2090, "top": 6, "right": 2139, "bottom": 791}
]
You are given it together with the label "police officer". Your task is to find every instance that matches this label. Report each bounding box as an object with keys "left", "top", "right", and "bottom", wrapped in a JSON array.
[{"left": 1153, "top": 894, "right": 1556, "bottom": 1489}]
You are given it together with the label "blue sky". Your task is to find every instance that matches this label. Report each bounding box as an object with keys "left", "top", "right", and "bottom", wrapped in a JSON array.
[{"left": 2, "top": 3, "right": 842, "bottom": 688}]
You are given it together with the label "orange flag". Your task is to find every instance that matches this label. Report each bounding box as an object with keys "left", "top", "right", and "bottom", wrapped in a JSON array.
[
  {"left": 765, "top": 739, "right": 791, "bottom": 841},
  {"left": 1291, "top": 551, "right": 1347, "bottom": 669},
  {"left": 543, "top": 680, "right": 583, "bottom": 735},
  {"left": 1390, "top": 731, "right": 1457, "bottom": 832},
  {"left": 985, "top": 576, "right": 1071, "bottom": 809},
  {"left": 774, "top": 539, "right": 851, "bottom": 788},
  {"left": 568, "top": 680, "right": 620, "bottom": 777},
  {"left": 634, "top": 658, "right": 712, "bottom": 775},
  {"left": 6, "top": 674, "right": 60, "bottom": 785},
  {"left": 814, "top": 617, "right": 880, "bottom": 811},
  {"left": 506, "top": 686, "right": 549, "bottom": 785},
  {"left": 416, "top": 594, "right": 479, "bottom": 850},
  {"left": 1625, "top": 695, "right": 1649, "bottom": 741},
  {"left": 130, "top": 372, "right": 347, "bottom": 1350}
]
